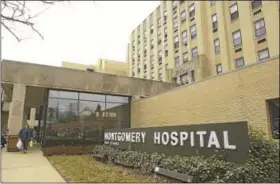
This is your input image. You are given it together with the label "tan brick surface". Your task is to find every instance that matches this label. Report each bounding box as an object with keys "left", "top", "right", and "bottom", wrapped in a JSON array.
[{"left": 131, "top": 58, "right": 279, "bottom": 136}]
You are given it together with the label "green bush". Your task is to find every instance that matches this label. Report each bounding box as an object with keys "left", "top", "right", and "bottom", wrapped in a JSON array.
[{"left": 93, "top": 128, "right": 279, "bottom": 183}]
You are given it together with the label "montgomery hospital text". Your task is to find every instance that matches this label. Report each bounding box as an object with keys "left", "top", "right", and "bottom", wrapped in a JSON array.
[{"left": 104, "top": 131, "right": 237, "bottom": 150}]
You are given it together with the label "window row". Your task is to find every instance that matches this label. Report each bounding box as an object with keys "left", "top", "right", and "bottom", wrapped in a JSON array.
[
  {"left": 211, "top": 0, "right": 262, "bottom": 11},
  {"left": 215, "top": 48, "right": 270, "bottom": 74},
  {"left": 174, "top": 47, "right": 198, "bottom": 67},
  {"left": 232, "top": 18, "right": 266, "bottom": 48}
]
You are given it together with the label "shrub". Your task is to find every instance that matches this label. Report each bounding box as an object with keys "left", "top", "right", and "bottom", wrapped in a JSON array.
[
  {"left": 93, "top": 128, "right": 279, "bottom": 183},
  {"left": 242, "top": 127, "right": 279, "bottom": 183}
]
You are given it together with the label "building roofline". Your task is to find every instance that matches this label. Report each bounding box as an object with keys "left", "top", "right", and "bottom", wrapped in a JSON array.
[{"left": 1, "top": 59, "right": 175, "bottom": 85}]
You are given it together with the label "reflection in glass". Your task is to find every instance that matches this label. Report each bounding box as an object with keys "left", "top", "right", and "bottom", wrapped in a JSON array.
[
  {"left": 58, "top": 91, "right": 79, "bottom": 99},
  {"left": 49, "top": 90, "right": 59, "bottom": 98},
  {"left": 79, "top": 93, "right": 106, "bottom": 102},
  {"left": 79, "top": 101, "right": 105, "bottom": 119},
  {"left": 105, "top": 103, "right": 122, "bottom": 118},
  {"left": 57, "top": 99, "right": 78, "bottom": 123},
  {"left": 49, "top": 90, "right": 79, "bottom": 99},
  {"left": 47, "top": 98, "right": 58, "bottom": 120},
  {"left": 106, "top": 95, "right": 129, "bottom": 103}
]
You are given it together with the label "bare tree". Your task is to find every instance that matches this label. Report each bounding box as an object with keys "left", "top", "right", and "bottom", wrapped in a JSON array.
[{"left": 1, "top": 1, "right": 60, "bottom": 42}]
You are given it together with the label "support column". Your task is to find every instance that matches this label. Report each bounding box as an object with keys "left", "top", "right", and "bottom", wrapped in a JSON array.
[
  {"left": 7, "top": 84, "right": 26, "bottom": 135},
  {"left": 29, "top": 108, "right": 36, "bottom": 128}
]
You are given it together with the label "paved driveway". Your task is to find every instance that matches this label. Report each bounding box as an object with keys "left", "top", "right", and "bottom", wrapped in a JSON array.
[{"left": 1, "top": 145, "right": 65, "bottom": 183}]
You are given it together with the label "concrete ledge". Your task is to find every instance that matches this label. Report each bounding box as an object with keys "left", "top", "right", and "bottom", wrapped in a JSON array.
[
  {"left": 154, "top": 167, "right": 193, "bottom": 183},
  {"left": 1, "top": 60, "right": 179, "bottom": 97}
]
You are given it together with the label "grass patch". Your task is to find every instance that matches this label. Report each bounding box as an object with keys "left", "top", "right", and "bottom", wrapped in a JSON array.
[{"left": 48, "top": 154, "right": 173, "bottom": 183}]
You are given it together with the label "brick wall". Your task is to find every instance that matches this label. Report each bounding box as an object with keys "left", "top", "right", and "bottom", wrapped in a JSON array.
[{"left": 131, "top": 57, "right": 279, "bottom": 136}]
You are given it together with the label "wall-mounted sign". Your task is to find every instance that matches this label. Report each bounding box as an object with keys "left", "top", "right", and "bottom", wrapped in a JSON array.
[{"left": 104, "top": 121, "right": 249, "bottom": 164}]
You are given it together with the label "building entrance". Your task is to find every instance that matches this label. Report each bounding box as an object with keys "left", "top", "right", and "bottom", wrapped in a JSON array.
[{"left": 40, "top": 89, "right": 131, "bottom": 148}]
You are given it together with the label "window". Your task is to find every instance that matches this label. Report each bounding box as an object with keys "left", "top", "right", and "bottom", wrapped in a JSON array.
[
  {"left": 251, "top": 0, "right": 262, "bottom": 10},
  {"left": 164, "top": 28, "right": 168, "bottom": 39},
  {"left": 258, "top": 48, "right": 269, "bottom": 61},
  {"left": 158, "top": 68, "right": 163, "bottom": 74},
  {"left": 158, "top": 33, "right": 162, "bottom": 45},
  {"left": 158, "top": 50, "right": 163, "bottom": 64},
  {"left": 151, "top": 54, "right": 154, "bottom": 62},
  {"left": 267, "top": 98, "right": 280, "bottom": 139},
  {"left": 210, "top": 0, "right": 215, "bottom": 6},
  {"left": 173, "top": 16, "right": 178, "bottom": 29},
  {"left": 190, "top": 24, "right": 197, "bottom": 39},
  {"left": 212, "top": 14, "right": 218, "bottom": 30},
  {"left": 158, "top": 18, "right": 161, "bottom": 28},
  {"left": 159, "top": 74, "right": 163, "bottom": 81},
  {"left": 214, "top": 39, "right": 220, "bottom": 54},
  {"left": 164, "top": 10, "right": 168, "bottom": 22},
  {"left": 191, "top": 70, "right": 195, "bottom": 82},
  {"left": 183, "top": 52, "right": 188, "bottom": 63},
  {"left": 216, "top": 63, "right": 222, "bottom": 74},
  {"left": 165, "top": 50, "right": 168, "bottom": 57},
  {"left": 165, "top": 44, "right": 168, "bottom": 56},
  {"left": 180, "top": 0, "right": 185, "bottom": 5},
  {"left": 151, "top": 39, "right": 154, "bottom": 49},
  {"left": 235, "top": 57, "right": 245, "bottom": 68},
  {"left": 180, "top": 73, "right": 188, "bottom": 85},
  {"left": 172, "top": 1, "right": 177, "bottom": 8},
  {"left": 150, "top": 25, "right": 154, "bottom": 34},
  {"left": 189, "top": 3, "right": 195, "bottom": 17},
  {"left": 192, "top": 47, "right": 198, "bottom": 59},
  {"left": 181, "top": 10, "right": 186, "bottom": 22},
  {"left": 144, "top": 64, "right": 147, "bottom": 71},
  {"left": 230, "top": 3, "right": 239, "bottom": 21},
  {"left": 182, "top": 30, "right": 187, "bottom": 45},
  {"left": 174, "top": 35, "right": 179, "bottom": 49},
  {"left": 175, "top": 56, "right": 180, "bottom": 67},
  {"left": 255, "top": 18, "right": 266, "bottom": 37},
  {"left": 232, "top": 30, "right": 242, "bottom": 47}
]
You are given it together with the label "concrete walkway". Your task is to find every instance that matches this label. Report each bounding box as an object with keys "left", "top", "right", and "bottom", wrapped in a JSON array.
[{"left": 1, "top": 145, "right": 65, "bottom": 183}]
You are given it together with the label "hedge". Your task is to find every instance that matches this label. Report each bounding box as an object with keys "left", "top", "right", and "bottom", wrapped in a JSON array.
[{"left": 92, "top": 128, "right": 279, "bottom": 183}]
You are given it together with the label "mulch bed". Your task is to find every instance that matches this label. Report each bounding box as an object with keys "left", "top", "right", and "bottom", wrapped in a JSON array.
[{"left": 42, "top": 146, "right": 92, "bottom": 156}]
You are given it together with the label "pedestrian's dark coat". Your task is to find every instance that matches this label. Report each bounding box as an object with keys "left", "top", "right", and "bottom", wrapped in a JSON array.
[{"left": 18, "top": 128, "right": 32, "bottom": 141}]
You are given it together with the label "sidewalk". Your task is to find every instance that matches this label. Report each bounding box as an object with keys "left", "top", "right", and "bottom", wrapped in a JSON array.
[{"left": 1, "top": 145, "right": 65, "bottom": 183}]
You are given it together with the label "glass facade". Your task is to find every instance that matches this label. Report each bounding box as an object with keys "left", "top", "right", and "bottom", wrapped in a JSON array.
[{"left": 42, "top": 89, "right": 130, "bottom": 147}]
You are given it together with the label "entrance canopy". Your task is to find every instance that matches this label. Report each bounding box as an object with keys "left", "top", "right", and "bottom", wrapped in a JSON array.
[{"left": 1, "top": 60, "right": 178, "bottom": 97}]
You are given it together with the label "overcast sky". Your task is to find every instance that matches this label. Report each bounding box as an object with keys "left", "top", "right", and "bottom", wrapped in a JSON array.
[{"left": 2, "top": 1, "right": 160, "bottom": 67}]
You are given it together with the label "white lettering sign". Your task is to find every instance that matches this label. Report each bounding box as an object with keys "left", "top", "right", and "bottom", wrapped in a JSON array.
[{"left": 104, "top": 130, "right": 237, "bottom": 150}]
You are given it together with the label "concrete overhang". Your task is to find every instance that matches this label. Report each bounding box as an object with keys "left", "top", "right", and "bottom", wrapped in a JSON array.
[{"left": 1, "top": 60, "right": 179, "bottom": 97}]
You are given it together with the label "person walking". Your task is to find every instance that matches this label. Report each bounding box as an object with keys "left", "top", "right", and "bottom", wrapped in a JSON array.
[
  {"left": 32, "top": 129, "right": 37, "bottom": 144},
  {"left": 1, "top": 134, "right": 7, "bottom": 148},
  {"left": 18, "top": 124, "right": 32, "bottom": 154}
]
